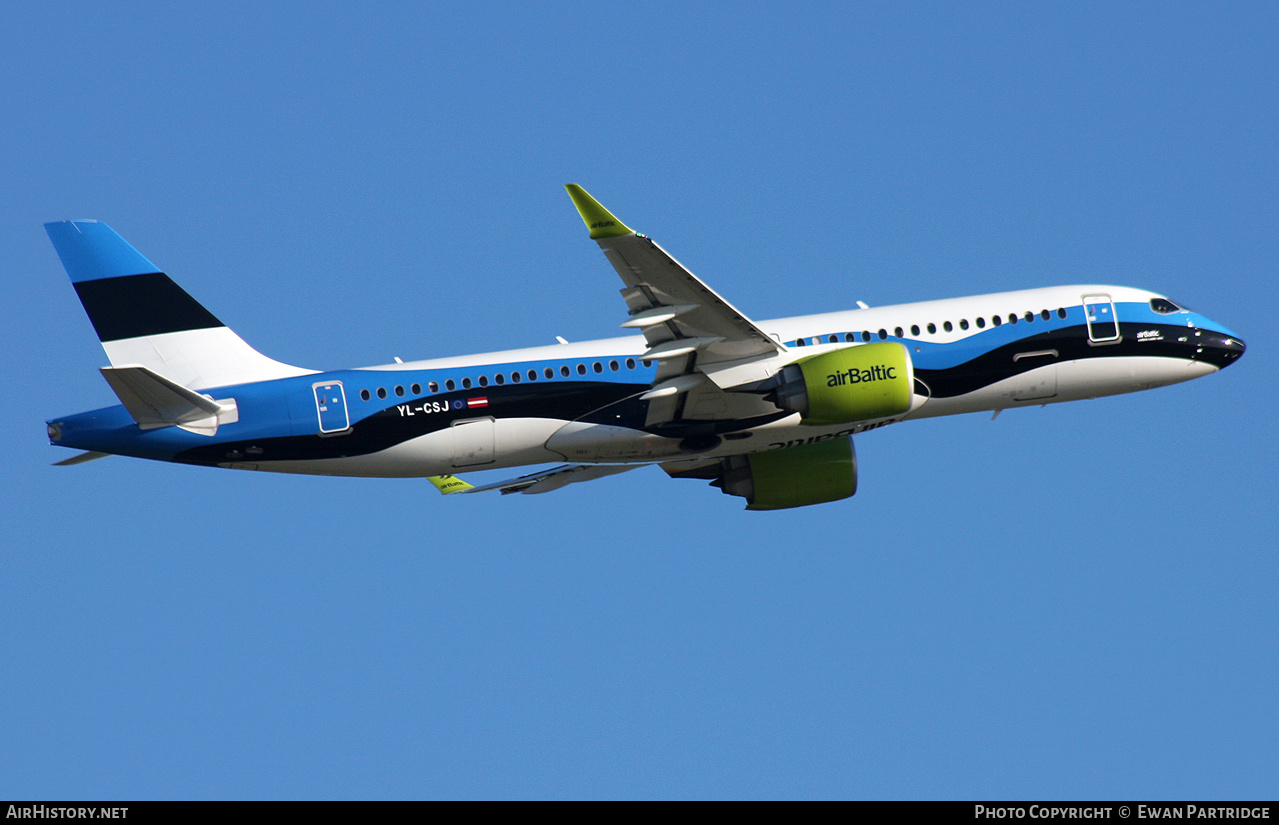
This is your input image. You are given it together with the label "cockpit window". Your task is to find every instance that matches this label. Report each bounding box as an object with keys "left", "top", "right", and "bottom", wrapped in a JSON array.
[{"left": 1151, "top": 298, "right": 1184, "bottom": 314}]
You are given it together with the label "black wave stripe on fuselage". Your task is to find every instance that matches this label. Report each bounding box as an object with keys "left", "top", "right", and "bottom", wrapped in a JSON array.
[
  {"left": 572, "top": 391, "right": 790, "bottom": 438},
  {"left": 173, "top": 380, "right": 650, "bottom": 466},
  {"left": 916, "top": 323, "right": 1195, "bottom": 398},
  {"left": 72, "top": 272, "right": 225, "bottom": 342},
  {"left": 173, "top": 323, "right": 1197, "bottom": 466}
]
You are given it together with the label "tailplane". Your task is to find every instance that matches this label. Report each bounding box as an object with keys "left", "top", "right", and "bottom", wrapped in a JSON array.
[
  {"left": 100, "top": 364, "right": 239, "bottom": 436},
  {"left": 46, "top": 220, "right": 313, "bottom": 391}
]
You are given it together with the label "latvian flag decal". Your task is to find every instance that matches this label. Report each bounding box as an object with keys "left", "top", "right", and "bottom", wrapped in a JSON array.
[{"left": 466, "top": 397, "right": 489, "bottom": 409}]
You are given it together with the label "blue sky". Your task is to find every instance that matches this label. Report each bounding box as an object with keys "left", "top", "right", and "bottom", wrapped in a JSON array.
[{"left": 2, "top": 2, "right": 1275, "bottom": 799}]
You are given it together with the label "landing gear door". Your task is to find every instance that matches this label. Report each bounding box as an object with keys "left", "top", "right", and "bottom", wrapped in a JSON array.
[
  {"left": 1082, "top": 294, "right": 1121, "bottom": 344},
  {"left": 313, "top": 381, "right": 351, "bottom": 434}
]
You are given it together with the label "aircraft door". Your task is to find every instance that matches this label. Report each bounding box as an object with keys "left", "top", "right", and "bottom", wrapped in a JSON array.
[
  {"left": 1082, "top": 294, "right": 1120, "bottom": 343},
  {"left": 313, "top": 382, "right": 351, "bottom": 434}
]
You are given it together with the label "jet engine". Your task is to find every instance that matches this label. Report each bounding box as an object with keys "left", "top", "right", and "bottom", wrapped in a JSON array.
[
  {"left": 769, "top": 342, "right": 914, "bottom": 425},
  {"left": 672, "top": 437, "right": 857, "bottom": 510}
]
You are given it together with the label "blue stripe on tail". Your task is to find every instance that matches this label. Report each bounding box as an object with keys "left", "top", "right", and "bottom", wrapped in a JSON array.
[
  {"left": 46, "top": 220, "right": 226, "bottom": 343},
  {"left": 44, "top": 220, "right": 159, "bottom": 282}
]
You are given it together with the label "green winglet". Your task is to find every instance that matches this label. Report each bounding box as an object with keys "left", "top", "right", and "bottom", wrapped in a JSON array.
[
  {"left": 564, "top": 184, "right": 633, "bottom": 239},
  {"left": 428, "top": 474, "right": 474, "bottom": 495}
]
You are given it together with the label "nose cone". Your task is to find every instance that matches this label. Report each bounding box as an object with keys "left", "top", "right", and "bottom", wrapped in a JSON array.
[{"left": 1196, "top": 329, "right": 1246, "bottom": 369}]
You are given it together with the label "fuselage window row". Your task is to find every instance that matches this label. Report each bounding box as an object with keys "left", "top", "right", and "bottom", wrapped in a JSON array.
[
  {"left": 356, "top": 358, "right": 646, "bottom": 402},
  {"left": 357, "top": 307, "right": 1069, "bottom": 402},
  {"left": 795, "top": 307, "right": 1069, "bottom": 348}
]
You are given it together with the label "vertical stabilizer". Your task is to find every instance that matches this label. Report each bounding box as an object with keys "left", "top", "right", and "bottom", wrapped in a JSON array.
[{"left": 46, "top": 221, "right": 313, "bottom": 390}]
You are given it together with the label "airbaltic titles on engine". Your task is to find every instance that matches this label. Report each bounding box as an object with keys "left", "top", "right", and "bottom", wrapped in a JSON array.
[
  {"left": 827, "top": 364, "right": 897, "bottom": 387},
  {"left": 44, "top": 185, "right": 1245, "bottom": 509}
]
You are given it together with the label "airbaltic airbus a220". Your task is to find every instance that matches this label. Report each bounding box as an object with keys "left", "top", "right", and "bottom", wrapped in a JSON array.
[{"left": 46, "top": 186, "right": 1245, "bottom": 509}]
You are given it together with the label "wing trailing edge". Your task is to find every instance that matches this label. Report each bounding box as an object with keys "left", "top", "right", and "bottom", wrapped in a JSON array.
[{"left": 429, "top": 463, "right": 640, "bottom": 496}]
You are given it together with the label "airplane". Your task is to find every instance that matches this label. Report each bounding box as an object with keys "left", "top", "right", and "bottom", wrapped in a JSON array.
[{"left": 44, "top": 185, "right": 1245, "bottom": 509}]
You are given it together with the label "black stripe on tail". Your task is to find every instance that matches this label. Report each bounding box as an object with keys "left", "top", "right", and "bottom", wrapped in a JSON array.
[{"left": 71, "top": 272, "right": 225, "bottom": 342}]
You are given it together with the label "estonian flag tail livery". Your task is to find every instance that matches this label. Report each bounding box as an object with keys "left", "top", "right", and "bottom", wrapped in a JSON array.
[{"left": 45, "top": 220, "right": 312, "bottom": 392}]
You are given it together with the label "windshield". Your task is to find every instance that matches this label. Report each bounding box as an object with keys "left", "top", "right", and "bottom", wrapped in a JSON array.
[{"left": 1150, "top": 297, "right": 1185, "bottom": 314}]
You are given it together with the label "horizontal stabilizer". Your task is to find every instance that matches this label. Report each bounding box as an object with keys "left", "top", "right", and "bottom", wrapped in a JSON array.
[
  {"left": 52, "top": 451, "right": 111, "bottom": 466},
  {"left": 100, "top": 364, "right": 238, "bottom": 436}
]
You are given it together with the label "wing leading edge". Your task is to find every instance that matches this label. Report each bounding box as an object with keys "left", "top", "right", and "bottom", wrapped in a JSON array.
[
  {"left": 428, "top": 464, "right": 640, "bottom": 496},
  {"left": 564, "top": 184, "right": 786, "bottom": 426},
  {"left": 433, "top": 186, "right": 799, "bottom": 502}
]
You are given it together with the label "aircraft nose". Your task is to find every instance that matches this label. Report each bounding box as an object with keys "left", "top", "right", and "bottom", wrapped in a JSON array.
[{"left": 1195, "top": 329, "right": 1245, "bottom": 369}]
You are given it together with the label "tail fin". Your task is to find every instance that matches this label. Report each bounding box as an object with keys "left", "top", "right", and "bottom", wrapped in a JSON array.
[{"left": 46, "top": 220, "right": 312, "bottom": 390}]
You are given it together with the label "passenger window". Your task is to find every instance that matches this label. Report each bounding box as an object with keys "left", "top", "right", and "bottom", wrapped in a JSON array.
[
  {"left": 511, "top": 372, "right": 521, "bottom": 383},
  {"left": 1008, "top": 314, "right": 1018, "bottom": 325},
  {"left": 959, "top": 319, "right": 969, "bottom": 330},
  {"left": 927, "top": 323, "right": 936, "bottom": 334},
  {"left": 411, "top": 383, "right": 421, "bottom": 395},
  {"left": 861, "top": 331, "right": 871, "bottom": 342},
  {"left": 844, "top": 333, "right": 855, "bottom": 343},
  {"left": 494, "top": 373, "right": 504, "bottom": 385},
  {"left": 360, "top": 389, "right": 370, "bottom": 401},
  {"left": 626, "top": 359, "right": 637, "bottom": 370},
  {"left": 976, "top": 317, "right": 985, "bottom": 329},
  {"left": 445, "top": 379, "right": 456, "bottom": 391},
  {"left": 610, "top": 360, "right": 619, "bottom": 372},
  {"left": 576, "top": 364, "right": 587, "bottom": 376},
  {"left": 878, "top": 329, "right": 887, "bottom": 340},
  {"left": 894, "top": 327, "right": 903, "bottom": 338},
  {"left": 910, "top": 325, "right": 920, "bottom": 336},
  {"left": 1057, "top": 307, "right": 1067, "bottom": 319},
  {"left": 544, "top": 368, "right": 554, "bottom": 379},
  {"left": 795, "top": 338, "right": 807, "bottom": 347},
  {"left": 1024, "top": 311, "right": 1034, "bottom": 323},
  {"left": 429, "top": 381, "right": 439, "bottom": 393},
  {"left": 1041, "top": 309, "right": 1051, "bottom": 321},
  {"left": 462, "top": 377, "right": 472, "bottom": 389},
  {"left": 377, "top": 387, "right": 387, "bottom": 399},
  {"left": 943, "top": 321, "right": 953, "bottom": 332},
  {"left": 395, "top": 385, "right": 405, "bottom": 397},
  {"left": 528, "top": 370, "right": 537, "bottom": 382},
  {"left": 992, "top": 316, "right": 1001, "bottom": 327},
  {"left": 593, "top": 362, "right": 603, "bottom": 373}
]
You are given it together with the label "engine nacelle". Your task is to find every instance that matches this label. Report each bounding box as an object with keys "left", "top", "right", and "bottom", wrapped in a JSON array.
[
  {"left": 717, "top": 437, "right": 857, "bottom": 510},
  {"left": 771, "top": 342, "right": 914, "bottom": 426}
]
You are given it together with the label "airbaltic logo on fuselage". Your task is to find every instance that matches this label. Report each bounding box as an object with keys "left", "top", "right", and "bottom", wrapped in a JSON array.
[{"left": 827, "top": 364, "right": 897, "bottom": 387}]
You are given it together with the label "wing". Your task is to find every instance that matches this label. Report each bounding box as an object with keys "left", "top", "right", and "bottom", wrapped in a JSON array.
[
  {"left": 428, "top": 463, "right": 641, "bottom": 496},
  {"left": 565, "top": 185, "right": 787, "bottom": 426}
]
